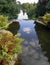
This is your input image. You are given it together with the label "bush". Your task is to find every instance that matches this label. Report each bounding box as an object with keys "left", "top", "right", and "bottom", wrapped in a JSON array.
[
  {"left": 0, "top": 15, "right": 8, "bottom": 29},
  {"left": 42, "top": 13, "right": 50, "bottom": 24},
  {"left": 0, "top": 30, "right": 23, "bottom": 64}
]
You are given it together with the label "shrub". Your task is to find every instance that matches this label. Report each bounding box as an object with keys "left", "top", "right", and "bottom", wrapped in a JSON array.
[
  {"left": 0, "top": 15, "right": 8, "bottom": 29},
  {"left": 42, "top": 13, "right": 50, "bottom": 24},
  {"left": 0, "top": 30, "right": 23, "bottom": 64}
]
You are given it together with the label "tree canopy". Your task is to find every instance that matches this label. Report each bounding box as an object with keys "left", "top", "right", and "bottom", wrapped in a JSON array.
[
  {"left": 46, "top": 0, "right": 50, "bottom": 13},
  {"left": 0, "top": 0, "right": 20, "bottom": 19}
]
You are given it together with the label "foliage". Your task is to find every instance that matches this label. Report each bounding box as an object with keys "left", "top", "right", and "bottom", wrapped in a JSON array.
[
  {"left": 27, "top": 4, "right": 36, "bottom": 19},
  {"left": 21, "top": 0, "right": 49, "bottom": 19},
  {"left": 0, "top": 15, "right": 8, "bottom": 29},
  {"left": 35, "top": 1, "right": 46, "bottom": 18},
  {"left": 42, "top": 13, "right": 50, "bottom": 24},
  {"left": 0, "top": 0, "right": 20, "bottom": 19},
  {"left": 0, "top": 31, "right": 23, "bottom": 63},
  {"left": 21, "top": 3, "right": 36, "bottom": 19},
  {"left": 46, "top": 0, "right": 50, "bottom": 13}
]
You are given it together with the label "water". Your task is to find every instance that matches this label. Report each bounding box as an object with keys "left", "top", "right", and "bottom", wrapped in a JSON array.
[
  {"left": 17, "top": 10, "right": 28, "bottom": 20},
  {"left": 7, "top": 20, "right": 50, "bottom": 65},
  {"left": 7, "top": 11, "right": 50, "bottom": 65}
]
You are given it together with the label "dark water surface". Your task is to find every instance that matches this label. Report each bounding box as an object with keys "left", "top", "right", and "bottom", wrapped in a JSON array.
[{"left": 7, "top": 20, "right": 50, "bottom": 65}]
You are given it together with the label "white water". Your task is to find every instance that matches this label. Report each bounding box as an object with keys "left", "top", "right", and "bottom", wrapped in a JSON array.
[{"left": 17, "top": 10, "right": 28, "bottom": 20}]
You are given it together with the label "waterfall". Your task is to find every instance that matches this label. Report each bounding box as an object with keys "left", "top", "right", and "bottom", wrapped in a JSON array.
[{"left": 17, "top": 10, "right": 28, "bottom": 20}]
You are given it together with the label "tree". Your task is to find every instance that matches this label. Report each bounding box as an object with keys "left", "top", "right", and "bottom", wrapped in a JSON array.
[
  {"left": 21, "top": 3, "right": 36, "bottom": 19},
  {"left": 27, "top": 4, "right": 36, "bottom": 19},
  {"left": 46, "top": 0, "right": 50, "bottom": 13},
  {"left": 0, "top": 0, "right": 20, "bottom": 19},
  {"left": 35, "top": 1, "right": 46, "bottom": 17}
]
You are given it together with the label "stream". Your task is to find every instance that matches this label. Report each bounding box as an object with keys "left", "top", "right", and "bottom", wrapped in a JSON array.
[{"left": 7, "top": 10, "right": 50, "bottom": 65}]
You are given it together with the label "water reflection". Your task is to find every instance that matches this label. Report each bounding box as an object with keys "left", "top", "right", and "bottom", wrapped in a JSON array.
[
  {"left": 35, "top": 22, "right": 50, "bottom": 64},
  {"left": 7, "top": 20, "right": 50, "bottom": 65},
  {"left": 7, "top": 22, "right": 20, "bottom": 35},
  {"left": 21, "top": 40, "right": 49, "bottom": 65},
  {"left": 18, "top": 20, "right": 50, "bottom": 65},
  {"left": 23, "top": 27, "right": 31, "bottom": 34},
  {"left": 18, "top": 20, "right": 37, "bottom": 42}
]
